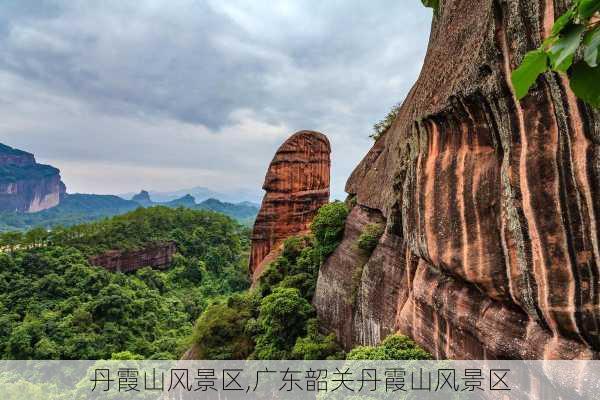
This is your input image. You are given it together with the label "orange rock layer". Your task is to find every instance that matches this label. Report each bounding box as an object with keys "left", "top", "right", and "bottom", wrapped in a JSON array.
[
  {"left": 249, "top": 130, "right": 330, "bottom": 280},
  {"left": 314, "top": 0, "right": 600, "bottom": 359},
  {"left": 89, "top": 242, "right": 177, "bottom": 273}
]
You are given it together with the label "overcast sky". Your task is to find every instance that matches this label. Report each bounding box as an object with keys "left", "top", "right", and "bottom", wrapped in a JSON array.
[{"left": 0, "top": 0, "right": 431, "bottom": 201}]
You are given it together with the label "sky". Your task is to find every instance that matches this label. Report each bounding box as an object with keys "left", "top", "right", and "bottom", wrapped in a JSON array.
[{"left": 0, "top": 0, "right": 431, "bottom": 202}]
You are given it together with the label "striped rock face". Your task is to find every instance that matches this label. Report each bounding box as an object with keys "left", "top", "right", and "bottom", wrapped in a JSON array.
[
  {"left": 314, "top": 0, "right": 600, "bottom": 359},
  {"left": 249, "top": 130, "right": 330, "bottom": 281}
]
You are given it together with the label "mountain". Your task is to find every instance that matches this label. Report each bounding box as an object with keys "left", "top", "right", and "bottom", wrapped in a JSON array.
[
  {"left": 122, "top": 186, "right": 263, "bottom": 204},
  {"left": 0, "top": 191, "right": 258, "bottom": 232},
  {"left": 313, "top": 0, "right": 600, "bottom": 360},
  {"left": 130, "top": 190, "right": 153, "bottom": 206},
  {"left": 197, "top": 198, "right": 259, "bottom": 225},
  {"left": 0, "top": 193, "right": 138, "bottom": 231},
  {"left": 0, "top": 143, "right": 66, "bottom": 213},
  {"left": 130, "top": 190, "right": 259, "bottom": 225}
]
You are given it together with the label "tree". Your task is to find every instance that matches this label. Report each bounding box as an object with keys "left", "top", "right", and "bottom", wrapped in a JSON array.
[
  {"left": 310, "top": 202, "right": 349, "bottom": 261},
  {"left": 0, "top": 231, "right": 23, "bottom": 253},
  {"left": 253, "top": 288, "right": 313, "bottom": 359},
  {"left": 346, "top": 334, "right": 431, "bottom": 360}
]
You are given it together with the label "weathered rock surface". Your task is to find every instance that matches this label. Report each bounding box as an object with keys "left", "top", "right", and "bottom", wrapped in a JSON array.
[
  {"left": 314, "top": 0, "right": 600, "bottom": 359},
  {"left": 0, "top": 143, "right": 66, "bottom": 213},
  {"left": 249, "top": 130, "right": 331, "bottom": 280},
  {"left": 89, "top": 242, "right": 177, "bottom": 273}
]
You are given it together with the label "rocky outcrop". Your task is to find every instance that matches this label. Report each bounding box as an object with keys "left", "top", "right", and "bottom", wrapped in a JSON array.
[
  {"left": 89, "top": 242, "right": 177, "bottom": 273},
  {"left": 314, "top": 0, "right": 600, "bottom": 359},
  {"left": 131, "top": 190, "right": 153, "bottom": 206},
  {"left": 0, "top": 143, "right": 66, "bottom": 213},
  {"left": 249, "top": 130, "right": 331, "bottom": 280}
]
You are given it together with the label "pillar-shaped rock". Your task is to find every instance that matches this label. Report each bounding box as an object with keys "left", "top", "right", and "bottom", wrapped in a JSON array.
[{"left": 249, "top": 130, "right": 331, "bottom": 280}]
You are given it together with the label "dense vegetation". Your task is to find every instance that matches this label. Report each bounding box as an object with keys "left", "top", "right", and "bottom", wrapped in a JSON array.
[
  {"left": 191, "top": 200, "right": 430, "bottom": 360},
  {"left": 0, "top": 200, "right": 430, "bottom": 360},
  {"left": 0, "top": 194, "right": 258, "bottom": 232},
  {"left": 0, "top": 207, "right": 250, "bottom": 359},
  {"left": 347, "top": 334, "right": 432, "bottom": 360},
  {"left": 191, "top": 202, "right": 349, "bottom": 360},
  {"left": 0, "top": 164, "right": 59, "bottom": 184}
]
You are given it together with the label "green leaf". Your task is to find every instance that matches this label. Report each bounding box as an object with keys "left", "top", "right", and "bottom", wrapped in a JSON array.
[
  {"left": 421, "top": 0, "right": 439, "bottom": 11},
  {"left": 583, "top": 26, "right": 600, "bottom": 67},
  {"left": 577, "top": 0, "right": 600, "bottom": 19},
  {"left": 551, "top": 7, "right": 575, "bottom": 36},
  {"left": 549, "top": 24, "right": 586, "bottom": 72},
  {"left": 511, "top": 49, "right": 549, "bottom": 99},
  {"left": 569, "top": 62, "right": 600, "bottom": 107}
]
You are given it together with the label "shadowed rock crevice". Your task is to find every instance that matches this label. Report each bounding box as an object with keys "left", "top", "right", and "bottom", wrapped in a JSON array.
[{"left": 314, "top": 0, "right": 600, "bottom": 359}]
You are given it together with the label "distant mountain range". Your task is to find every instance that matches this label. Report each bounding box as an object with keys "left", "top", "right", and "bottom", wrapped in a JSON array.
[
  {"left": 120, "top": 186, "right": 263, "bottom": 204},
  {"left": 0, "top": 191, "right": 259, "bottom": 232},
  {"left": 0, "top": 142, "right": 261, "bottom": 231},
  {"left": 128, "top": 190, "right": 259, "bottom": 223}
]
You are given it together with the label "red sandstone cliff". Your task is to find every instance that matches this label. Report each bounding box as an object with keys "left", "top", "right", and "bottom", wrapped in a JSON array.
[
  {"left": 0, "top": 143, "right": 66, "bottom": 213},
  {"left": 89, "top": 242, "right": 177, "bottom": 273},
  {"left": 314, "top": 0, "right": 600, "bottom": 359},
  {"left": 249, "top": 130, "right": 331, "bottom": 281}
]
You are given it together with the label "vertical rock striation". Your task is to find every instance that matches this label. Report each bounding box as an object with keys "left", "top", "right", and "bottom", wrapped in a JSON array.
[
  {"left": 314, "top": 0, "right": 600, "bottom": 359},
  {"left": 0, "top": 143, "right": 66, "bottom": 213},
  {"left": 249, "top": 130, "right": 331, "bottom": 281}
]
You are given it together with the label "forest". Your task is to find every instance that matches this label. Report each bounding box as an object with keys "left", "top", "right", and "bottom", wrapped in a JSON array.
[
  {"left": 0, "top": 207, "right": 250, "bottom": 359},
  {"left": 0, "top": 204, "right": 429, "bottom": 360}
]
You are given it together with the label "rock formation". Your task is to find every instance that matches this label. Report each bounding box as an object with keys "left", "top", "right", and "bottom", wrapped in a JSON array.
[
  {"left": 314, "top": 0, "right": 600, "bottom": 359},
  {"left": 0, "top": 143, "right": 66, "bottom": 213},
  {"left": 131, "top": 190, "right": 153, "bottom": 206},
  {"left": 89, "top": 242, "right": 177, "bottom": 273},
  {"left": 249, "top": 130, "right": 331, "bottom": 280}
]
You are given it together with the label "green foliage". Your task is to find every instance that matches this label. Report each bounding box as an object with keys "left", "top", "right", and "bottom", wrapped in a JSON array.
[
  {"left": 253, "top": 287, "right": 313, "bottom": 359},
  {"left": 0, "top": 194, "right": 258, "bottom": 232},
  {"left": 357, "top": 223, "right": 385, "bottom": 254},
  {"left": 512, "top": 1, "right": 600, "bottom": 106},
  {"left": 346, "top": 334, "right": 432, "bottom": 360},
  {"left": 511, "top": 50, "right": 549, "bottom": 99},
  {"left": 421, "top": 0, "right": 439, "bottom": 13},
  {"left": 192, "top": 202, "right": 349, "bottom": 360},
  {"left": 111, "top": 351, "right": 144, "bottom": 360},
  {"left": 0, "top": 207, "right": 250, "bottom": 359},
  {"left": 0, "top": 164, "right": 59, "bottom": 184},
  {"left": 570, "top": 58, "right": 600, "bottom": 105},
  {"left": 370, "top": 102, "right": 402, "bottom": 141},
  {"left": 311, "top": 201, "right": 349, "bottom": 260},
  {"left": 191, "top": 293, "right": 258, "bottom": 360},
  {"left": 292, "top": 319, "right": 345, "bottom": 360}
]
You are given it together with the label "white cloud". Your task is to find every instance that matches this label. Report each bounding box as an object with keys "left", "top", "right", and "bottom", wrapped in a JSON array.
[{"left": 0, "top": 0, "right": 432, "bottom": 201}]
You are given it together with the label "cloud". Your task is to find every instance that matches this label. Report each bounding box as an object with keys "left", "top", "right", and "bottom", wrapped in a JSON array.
[{"left": 0, "top": 0, "right": 431, "bottom": 200}]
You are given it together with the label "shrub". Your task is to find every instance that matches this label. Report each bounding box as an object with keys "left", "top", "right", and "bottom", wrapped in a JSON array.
[
  {"left": 292, "top": 319, "right": 345, "bottom": 360},
  {"left": 370, "top": 102, "right": 402, "bottom": 141},
  {"left": 191, "top": 293, "right": 258, "bottom": 360},
  {"left": 311, "top": 202, "right": 348, "bottom": 260},
  {"left": 252, "top": 287, "right": 313, "bottom": 360},
  {"left": 346, "top": 334, "right": 432, "bottom": 360},
  {"left": 357, "top": 223, "right": 385, "bottom": 254}
]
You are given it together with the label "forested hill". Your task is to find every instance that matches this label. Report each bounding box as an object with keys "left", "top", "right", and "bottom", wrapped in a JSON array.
[
  {"left": 0, "top": 193, "right": 259, "bottom": 232},
  {"left": 0, "top": 207, "right": 250, "bottom": 359}
]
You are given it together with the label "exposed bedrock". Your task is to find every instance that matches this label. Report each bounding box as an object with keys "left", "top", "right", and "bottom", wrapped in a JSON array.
[
  {"left": 249, "top": 130, "right": 331, "bottom": 281},
  {"left": 0, "top": 143, "right": 66, "bottom": 213},
  {"left": 88, "top": 242, "right": 177, "bottom": 273},
  {"left": 314, "top": 0, "right": 600, "bottom": 359}
]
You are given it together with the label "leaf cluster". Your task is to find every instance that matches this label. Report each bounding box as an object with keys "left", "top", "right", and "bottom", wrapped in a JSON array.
[{"left": 512, "top": 1, "right": 600, "bottom": 106}]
